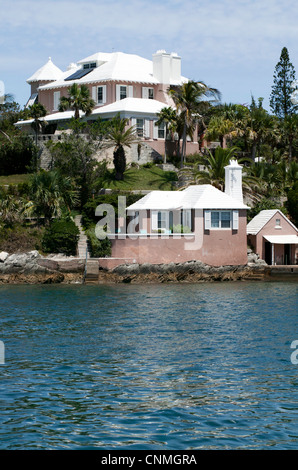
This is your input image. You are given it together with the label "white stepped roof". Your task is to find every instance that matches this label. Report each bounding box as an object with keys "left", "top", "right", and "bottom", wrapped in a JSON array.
[
  {"left": 15, "top": 110, "right": 84, "bottom": 126},
  {"left": 38, "top": 51, "right": 188, "bottom": 90},
  {"left": 92, "top": 97, "right": 168, "bottom": 116},
  {"left": 15, "top": 98, "right": 168, "bottom": 127},
  {"left": 27, "top": 57, "right": 64, "bottom": 84},
  {"left": 247, "top": 209, "right": 298, "bottom": 235},
  {"left": 127, "top": 184, "right": 249, "bottom": 212}
]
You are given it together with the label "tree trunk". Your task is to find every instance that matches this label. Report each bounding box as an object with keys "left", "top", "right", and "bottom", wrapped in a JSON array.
[
  {"left": 289, "top": 136, "right": 293, "bottom": 163},
  {"left": 181, "top": 123, "right": 187, "bottom": 167},
  {"left": 251, "top": 141, "right": 257, "bottom": 161},
  {"left": 164, "top": 124, "right": 168, "bottom": 164},
  {"left": 113, "top": 146, "right": 126, "bottom": 180}
]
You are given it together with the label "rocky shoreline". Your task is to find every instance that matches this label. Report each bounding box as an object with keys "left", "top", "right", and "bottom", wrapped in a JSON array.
[
  {"left": 0, "top": 250, "right": 271, "bottom": 284},
  {"left": 0, "top": 251, "right": 84, "bottom": 284}
]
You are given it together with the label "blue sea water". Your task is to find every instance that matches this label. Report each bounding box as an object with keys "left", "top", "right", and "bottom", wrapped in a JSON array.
[{"left": 0, "top": 281, "right": 297, "bottom": 450}]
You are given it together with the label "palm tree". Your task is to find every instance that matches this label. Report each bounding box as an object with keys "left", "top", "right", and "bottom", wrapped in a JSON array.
[
  {"left": 168, "top": 81, "right": 221, "bottom": 167},
  {"left": 27, "top": 103, "right": 47, "bottom": 145},
  {"left": 195, "top": 147, "right": 256, "bottom": 193},
  {"left": 28, "top": 170, "right": 79, "bottom": 224},
  {"left": 281, "top": 114, "right": 298, "bottom": 162},
  {"left": 205, "top": 103, "right": 251, "bottom": 148},
  {"left": 105, "top": 115, "right": 139, "bottom": 180},
  {"left": 248, "top": 97, "right": 278, "bottom": 161},
  {"left": 59, "top": 83, "right": 95, "bottom": 120},
  {"left": 205, "top": 115, "right": 234, "bottom": 147},
  {"left": 155, "top": 107, "right": 177, "bottom": 164},
  {"left": 0, "top": 195, "right": 28, "bottom": 227}
]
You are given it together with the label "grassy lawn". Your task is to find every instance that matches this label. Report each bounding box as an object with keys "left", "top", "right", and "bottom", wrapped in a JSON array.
[
  {"left": 0, "top": 174, "right": 31, "bottom": 185},
  {"left": 100, "top": 165, "right": 178, "bottom": 191}
]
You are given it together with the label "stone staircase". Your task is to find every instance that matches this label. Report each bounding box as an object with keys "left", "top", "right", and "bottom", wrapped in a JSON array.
[
  {"left": 74, "top": 215, "right": 90, "bottom": 260},
  {"left": 74, "top": 215, "right": 100, "bottom": 284},
  {"left": 84, "top": 259, "right": 100, "bottom": 284}
]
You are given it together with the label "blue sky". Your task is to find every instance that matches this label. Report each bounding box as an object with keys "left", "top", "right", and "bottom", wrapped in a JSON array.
[{"left": 1, "top": 0, "right": 297, "bottom": 111}]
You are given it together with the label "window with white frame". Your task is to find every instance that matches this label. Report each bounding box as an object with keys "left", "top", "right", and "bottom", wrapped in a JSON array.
[
  {"left": 97, "top": 86, "right": 106, "bottom": 104},
  {"left": 211, "top": 211, "right": 231, "bottom": 228},
  {"left": 142, "top": 87, "right": 154, "bottom": 99},
  {"left": 158, "top": 123, "right": 165, "bottom": 139},
  {"left": 151, "top": 211, "right": 172, "bottom": 232},
  {"left": 116, "top": 84, "right": 133, "bottom": 101},
  {"left": 120, "top": 86, "right": 127, "bottom": 100},
  {"left": 205, "top": 210, "right": 239, "bottom": 230},
  {"left": 136, "top": 118, "right": 144, "bottom": 137},
  {"left": 92, "top": 85, "right": 106, "bottom": 105},
  {"left": 83, "top": 62, "right": 97, "bottom": 69},
  {"left": 275, "top": 218, "right": 281, "bottom": 228}
]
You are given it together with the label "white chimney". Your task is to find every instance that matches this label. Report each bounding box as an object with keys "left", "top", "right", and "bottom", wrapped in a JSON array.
[
  {"left": 224, "top": 159, "right": 243, "bottom": 204},
  {"left": 170, "top": 52, "right": 181, "bottom": 82},
  {"left": 152, "top": 50, "right": 171, "bottom": 84}
]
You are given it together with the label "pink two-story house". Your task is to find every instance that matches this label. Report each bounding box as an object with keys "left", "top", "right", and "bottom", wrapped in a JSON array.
[{"left": 17, "top": 50, "right": 202, "bottom": 157}]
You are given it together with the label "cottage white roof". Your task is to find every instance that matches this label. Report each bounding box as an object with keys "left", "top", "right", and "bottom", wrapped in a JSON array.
[
  {"left": 247, "top": 209, "right": 298, "bottom": 235},
  {"left": 127, "top": 184, "right": 249, "bottom": 212},
  {"left": 178, "top": 185, "right": 249, "bottom": 209},
  {"left": 27, "top": 57, "right": 64, "bottom": 84},
  {"left": 127, "top": 191, "right": 181, "bottom": 212},
  {"left": 38, "top": 51, "right": 188, "bottom": 90}
]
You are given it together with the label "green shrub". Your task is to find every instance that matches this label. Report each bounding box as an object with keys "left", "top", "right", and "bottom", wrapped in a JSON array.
[
  {"left": 172, "top": 224, "right": 192, "bottom": 233},
  {"left": 286, "top": 182, "right": 298, "bottom": 226},
  {"left": 81, "top": 193, "right": 143, "bottom": 229},
  {"left": 0, "top": 135, "right": 37, "bottom": 175},
  {"left": 0, "top": 223, "right": 45, "bottom": 253},
  {"left": 42, "top": 218, "right": 79, "bottom": 255},
  {"left": 86, "top": 225, "right": 111, "bottom": 257},
  {"left": 142, "top": 162, "right": 154, "bottom": 169},
  {"left": 247, "top": 197, "right": 288, "bottom": 222}
]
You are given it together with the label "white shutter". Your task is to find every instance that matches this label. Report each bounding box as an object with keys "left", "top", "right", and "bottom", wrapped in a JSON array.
[
  {"left": 183, "top": 209, "right": 191, "bottom": 229},
  {"left": 102, "top": 85, "right": 106, "bottom": 104},
  {"left": 53, "top": 91, "right": 60, "bottom": 111},
  {"left": 116, "top": 84, "right": 121, "bottom": 101},
  {"left": 153, "top": 120, "right": 159, "bottom": 139},
  {"left": 131, "top": 118, "right": 136, "bottom": 130},
  {"left": 128, "top": 86, "right": 134, "bottom": 98},
  {"left": 92, "top": 86, "right": 97, "bottom": 102},
  {"left": 232, "top": 210, "right": 239, "bottom": 230},
  {"left": 151, "top": 211, "right": 158, "bottom": 231},
  {"left": 204, "top": 210, "right": 211, "bottom": 230},
  {"left": 142, "top": 87, "right": 148, "bottom": 99},
  {"left": 144, "top": 120, "right": 150, "bottom": 138}
]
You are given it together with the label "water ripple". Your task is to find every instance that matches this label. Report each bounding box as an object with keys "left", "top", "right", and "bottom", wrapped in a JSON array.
[{"left": 0, "top": 282, "right": 297, "bottom": 449}]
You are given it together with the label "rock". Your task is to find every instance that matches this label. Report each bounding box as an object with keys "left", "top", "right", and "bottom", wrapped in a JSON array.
[
  {"left": 0, "top": 252, "right": 9, "bottom": 263},
  {"left": 37, "top": 259, "right": 60, "bottom": 271}
]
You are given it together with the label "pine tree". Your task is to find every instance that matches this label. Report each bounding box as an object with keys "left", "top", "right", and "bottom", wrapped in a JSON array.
[{"left": 270, "top": 47, "right": 296, "bottom": 118}]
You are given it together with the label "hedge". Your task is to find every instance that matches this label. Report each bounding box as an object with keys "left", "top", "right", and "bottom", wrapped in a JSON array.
[{"left": 42, "top": 218, "right": 79, "bottom": 255}]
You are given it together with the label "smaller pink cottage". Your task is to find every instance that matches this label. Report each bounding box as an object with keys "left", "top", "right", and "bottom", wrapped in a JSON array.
[
  {"left": 247, "top": 210, "right": 298, "bottom": 265},
  {"left": 101, "top": 160, "right": 250, "bottom": 269}
]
